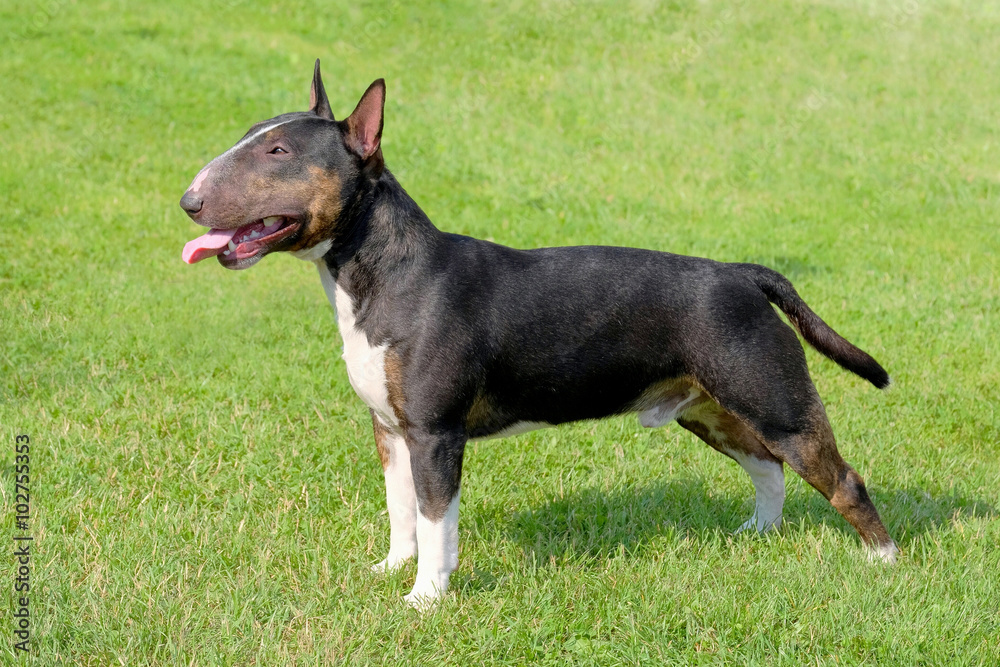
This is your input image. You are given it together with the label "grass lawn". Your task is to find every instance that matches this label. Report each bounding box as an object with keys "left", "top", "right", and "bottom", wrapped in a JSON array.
[{"left": 2, "top": 0, "right": 999, "bottom": 663}]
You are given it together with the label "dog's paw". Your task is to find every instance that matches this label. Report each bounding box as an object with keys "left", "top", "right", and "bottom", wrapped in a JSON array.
[
  {"left": 404, "top": 575, "right": 449, "bottom": 611},
  {"left": 404, "top": 588, "right": 443, "bottom": 611},
  {"left": 371, "top": 553, "right": 413, "bottom": 574},
  {"left": 867, "top": 541, "right": 899, "bottom": 565},
  {"left": 734, "top": 513, "right": 782, "bottom": 534}
]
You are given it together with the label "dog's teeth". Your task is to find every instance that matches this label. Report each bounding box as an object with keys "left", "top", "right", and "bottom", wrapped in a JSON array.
[
  {"left": 262, "top": 216, "right": 280, "bottom": 225},
  {"left": 228, "top": 240, "right": 237, "bottom": 252},
  {"left": 223, "top": 249, "right": 231, "bottom": 256}
]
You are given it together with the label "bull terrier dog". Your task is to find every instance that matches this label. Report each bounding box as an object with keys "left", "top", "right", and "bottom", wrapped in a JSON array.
[{"left": 180, "top": 61, "right": 897, "bottom": 607}]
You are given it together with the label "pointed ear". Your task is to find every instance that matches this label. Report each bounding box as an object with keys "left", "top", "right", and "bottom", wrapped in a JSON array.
[
  {"left": 344, "top": 79, "right": 385, "bottom": 161},
  {"left": 309, "top": 59, "right": 334, "bottom": 120}
]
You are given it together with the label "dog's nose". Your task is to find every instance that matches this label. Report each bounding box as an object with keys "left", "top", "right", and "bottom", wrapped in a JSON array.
[{"left": 179, "top": 191, "right": 203, "bottom": 217}]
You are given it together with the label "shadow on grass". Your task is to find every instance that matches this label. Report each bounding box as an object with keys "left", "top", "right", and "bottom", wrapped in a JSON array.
[
  {"left": 502, "top": 478, "right": 742, "bottom": 565},
  {"left": 743, "top": 255, "right": 828, "bottom": 280},
  {"left": 496, "top": 480, "right": 996, "bottom": 566}
]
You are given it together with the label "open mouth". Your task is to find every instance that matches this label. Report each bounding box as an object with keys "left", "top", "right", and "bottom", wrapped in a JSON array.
[{"left": 182, "top": 216, "right": 301, "bottom": 269}]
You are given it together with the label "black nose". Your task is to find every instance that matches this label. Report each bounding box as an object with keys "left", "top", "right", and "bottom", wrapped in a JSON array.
[{"left": 179, "top": 191, "right": 203, "bottom": 217}]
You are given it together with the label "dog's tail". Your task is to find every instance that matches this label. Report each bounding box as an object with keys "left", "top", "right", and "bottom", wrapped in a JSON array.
[{"left": 734, "top": 263, "right": 891, "bottom": 389}]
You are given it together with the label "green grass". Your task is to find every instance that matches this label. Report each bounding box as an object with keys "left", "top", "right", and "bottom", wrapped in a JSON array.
[{"left": 2, "top": 0, "right": 999, "bottom": 663}]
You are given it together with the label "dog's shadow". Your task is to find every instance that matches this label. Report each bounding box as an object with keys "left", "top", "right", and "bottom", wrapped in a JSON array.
[{"left": 491, "top": 479, "right": 996, "bottom": 567}]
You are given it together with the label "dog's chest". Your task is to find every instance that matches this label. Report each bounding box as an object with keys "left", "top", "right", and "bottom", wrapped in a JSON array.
[{"left": 317, "top": 263, "right": 397, "bottom": 427}]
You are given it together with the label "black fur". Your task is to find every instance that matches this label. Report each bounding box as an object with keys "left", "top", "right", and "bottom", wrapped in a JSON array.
[
  {"left": 732, "top": 263, "right": 891, "bottom": 389},
  {"left": 181, "top": 68, "right": 897, "bottom": 565},
  {"left": 324, "top": 168, "right": 890, "bottom": 517}
]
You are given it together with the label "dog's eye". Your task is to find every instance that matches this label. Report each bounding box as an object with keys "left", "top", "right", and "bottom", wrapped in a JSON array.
[{"left": 268, "top": 147, "right": 287, "bottom": 155}]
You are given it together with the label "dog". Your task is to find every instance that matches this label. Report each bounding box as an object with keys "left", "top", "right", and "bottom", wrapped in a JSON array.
[{"left": 179, "top": 61, "right": 898, "bottom": 607}]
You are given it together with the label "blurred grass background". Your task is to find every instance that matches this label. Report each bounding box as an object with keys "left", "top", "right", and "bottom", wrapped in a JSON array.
[{"left": 1, "top": 0, "right": 998, "bottom": 663}]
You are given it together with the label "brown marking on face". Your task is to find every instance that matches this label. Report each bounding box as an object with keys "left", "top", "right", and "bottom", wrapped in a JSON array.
[
  {"left": 383, "top": 347, "right": 407, "bottom": 427},
  {"left": 247, "top": 174, "right": 272, "bottom": 195},
  {"left": 286, "top": 166, "right": 344, "bottom": 252},
  {"left": 371, "top": 409, "right": 391, "bottom": 470}
]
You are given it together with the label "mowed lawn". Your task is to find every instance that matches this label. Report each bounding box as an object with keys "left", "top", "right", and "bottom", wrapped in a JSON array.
[{"left": 2, "top": 0, "right": 999, "bottom": 663}]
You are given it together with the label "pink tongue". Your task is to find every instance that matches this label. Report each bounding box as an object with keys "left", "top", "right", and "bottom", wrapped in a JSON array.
[{"left": 182, "top": 228, "right": 239, "bottom": 264}]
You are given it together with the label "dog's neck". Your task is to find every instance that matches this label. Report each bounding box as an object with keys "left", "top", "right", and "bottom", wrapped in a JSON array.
[{"left": 320, "top": 169, "right": 439, "bottom": 310}]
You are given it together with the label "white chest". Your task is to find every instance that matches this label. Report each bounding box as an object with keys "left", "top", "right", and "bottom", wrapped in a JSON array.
[{"left": 316, "top": 263, "right": 397, "bottom": 427}]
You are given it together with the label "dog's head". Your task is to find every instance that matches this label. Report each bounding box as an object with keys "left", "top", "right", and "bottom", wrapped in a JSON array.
[{"left": 180, "top": 61, "right": 385, "bottom": 269}]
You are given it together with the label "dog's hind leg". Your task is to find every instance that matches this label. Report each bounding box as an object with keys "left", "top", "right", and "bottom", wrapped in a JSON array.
[
  {"left": 757, "top": 405, "right": 899, "bottom": 563},
  {"left": 370, "top": 411, "right": 418, "bottom": 573},
  {"left": 677, "top": 399, "right": 785, "bottom": 533},
  {"left": 683, "top": 282, "right": 897, "bottom": 560},
  {"left": 692, "top": 380, "right": 897, "bottom": 561}
]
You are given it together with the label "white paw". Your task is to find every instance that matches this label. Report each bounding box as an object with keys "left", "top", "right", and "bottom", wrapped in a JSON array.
[
  {"left": 371, "top": 553, "right": 413, "bottom": 574},
  {"left": 867, "top": 541, "right": 899, "bottom": 564},
  {"left": 734, "top": 513, "right": 782, "bottom": 534},
  {"left": 404, "top": 574, "right": 450, "bottom": 610},
  {"left": 404, "top": 588, "right": 443, "bottom": 611}
]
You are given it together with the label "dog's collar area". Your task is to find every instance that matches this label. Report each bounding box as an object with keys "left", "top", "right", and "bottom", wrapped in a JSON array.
[{"left": 182, "top": 216, "right": 300, "bottom": 266}]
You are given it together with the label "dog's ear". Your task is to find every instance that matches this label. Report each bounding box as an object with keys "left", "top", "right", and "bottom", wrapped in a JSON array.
[
  {"left": 309, "top": 59, "right": 334, "bottom": 120},
  {"left": 343, "top": 79, "right": 385, "bottom": 161}
]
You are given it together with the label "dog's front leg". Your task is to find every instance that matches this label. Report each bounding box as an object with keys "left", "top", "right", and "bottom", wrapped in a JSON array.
[
  {"left": 370, "top": 412, "right": 418, "bottom": 572},
  {"left": 403, "top": 426, "right": 465, "bottom": 609}
]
